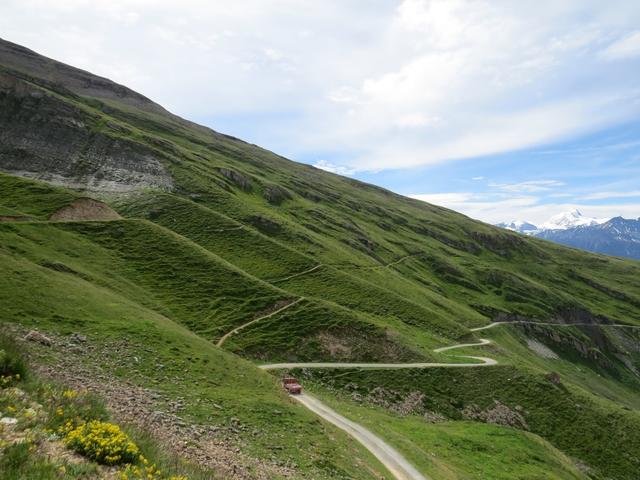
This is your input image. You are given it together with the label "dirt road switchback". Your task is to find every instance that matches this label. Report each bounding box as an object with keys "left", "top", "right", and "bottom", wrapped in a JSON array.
[{"left": 293, "top": 393, "right": 429, "bottom": 480}]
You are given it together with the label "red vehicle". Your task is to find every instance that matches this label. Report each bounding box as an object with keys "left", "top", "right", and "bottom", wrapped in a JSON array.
[{"left": 282, "top": 376, "right": 303, "bottom": 395}]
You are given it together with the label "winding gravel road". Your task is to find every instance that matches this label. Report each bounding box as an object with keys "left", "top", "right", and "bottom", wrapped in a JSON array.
[
  {"left": 224, "top": 314, "right": 639, "bottom": 480},
  {"left": 259, "top": 355, "right": 496, "bottom": 370},
  {"left": 259, "top": 339, "right": 495, "bottom": 370},
  {"left": 259, "top": 339, "right": 495, "bottom": 480},
  {"left": 469, "top": 321, "right": 640, "bottom": 332},
  {"left": 293, "top": 393, "right": 428, "bottom": 480}
]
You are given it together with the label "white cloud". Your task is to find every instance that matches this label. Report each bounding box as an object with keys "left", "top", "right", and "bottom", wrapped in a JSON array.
[
  {"left": 410, "top": 192, "right": 541, "bottom": 223},
  {"left": 327, "top": 86, "right": 362, "bottom": 104},
  {"left": 394, "top": 113, "right": 442, "bottom": 128},
  {"left": 471, "top": 176, "right": 485, "bottom": 181},
  {"left": 313, "top": 160, "right": 356, "bottom": 176},
  {"left": 1, "top": 1, "right": 640, "bottom": 171},
  {"left": 410, "top": 192, "right": 475, "bottom": 204},
  {"left": 298, "top": 1, "right": 640, "bottom": 170},
  {"left": 601, "top": 31, "right": 640, "bottom": 60},
  {"left": 263, "top": 48, "right": 283, "bottom": 61},
  {"left": 409, "top": 192, "right": 640, "bottom": 224},
  {"left": 579, "top": 190, "right": 640, "bottom": 200},
  {"left": 488, "top": 180, "right": 565, "bottom": 193}
]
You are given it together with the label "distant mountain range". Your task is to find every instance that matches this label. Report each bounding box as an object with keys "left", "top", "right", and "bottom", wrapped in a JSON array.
[
  {"left": 497, "top": 209, "right": 640, "bottom": 260},
  {"left": 496, "top": 209, "right": 608, "bottom": 234}
]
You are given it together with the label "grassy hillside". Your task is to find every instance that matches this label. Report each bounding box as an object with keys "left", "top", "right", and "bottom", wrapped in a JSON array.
[
  {"left": 3, "top": 174, "right": 622, "bottom": 480},
  {"left": 2, "top": 39, "right": 640, "bottom": 479},
  {"left": 0, "top": 173, "right": 78, "bottom": 218},
  {"left": 0, "top": 219, "right": 420, "bottom": 365},
  {"left": 0, "top": 220, "right": 396, "bottom": 478},
  {"left": 3, "top": 45, "right": 640, "bottom": 333}
]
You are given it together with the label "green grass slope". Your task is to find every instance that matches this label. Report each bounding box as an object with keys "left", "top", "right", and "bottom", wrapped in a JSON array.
[
  {"left": 0, "top": 219, "right": 417, "bottom": 365},
  {"left": 480, "top": 323, "right": 640, "bottom": 409},
  {"left": 3, "top": 165, "right": 638, "bottom": 480},
  {"left": 0, "top": 224, "right": 396, "bottom": 479},
  {"left": 118, "top": 192, "right": 475, "bottom": 340},
  {"left": 3, "top": 46, "right": 640, "bottom": 336},
  {"left": 0, "top": 173, "right": 78, "bottom": 218}
]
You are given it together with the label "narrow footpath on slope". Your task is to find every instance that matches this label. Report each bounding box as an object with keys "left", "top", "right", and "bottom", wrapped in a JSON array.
[
  {"left": 469, "top": 321, "right": 640, "bottom": 332},
  {"left": 268, "top": 265, "right": 323, "bottom": 284},
  {"left": 216, "top": 298, "right": 303, "bottom": 347},
  {"left": 267, "top": 252, "right": 422, "bottom": 284}
]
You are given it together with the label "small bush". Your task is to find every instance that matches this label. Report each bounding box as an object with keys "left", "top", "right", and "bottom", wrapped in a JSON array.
[
  {"left": 0, "top": 373, "right": 22, "bottom": 389},
  {"left": 0, "top": 333, "right": 27, "bottom": 380},
  {"left": 62, "top": 420, "right": 140, "bottom": 465},
  {"left": 0, "top": 442, "right": 30, "bottom": 471},
  {"left": 0, "top": 441, "right": 98, "bottom": 480}
]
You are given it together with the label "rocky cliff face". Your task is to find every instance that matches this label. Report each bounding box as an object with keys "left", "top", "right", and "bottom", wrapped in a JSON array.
[
  {"left": 496, "top": 308, "right": 640, "bottom": 373},
  {"left": 0, "top": 39, "right": 174, "bottom": 192}
]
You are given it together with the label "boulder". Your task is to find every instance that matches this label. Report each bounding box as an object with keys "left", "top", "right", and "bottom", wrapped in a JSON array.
[
  {"left": 24, "top": 330, "right": 52, "bottom": 346},
  {"left": 70, "top": 332, "right": 87, "bottom": 343}
]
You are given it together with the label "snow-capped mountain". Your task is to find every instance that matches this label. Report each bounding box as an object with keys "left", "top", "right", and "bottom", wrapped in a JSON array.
[
  {"left": 538, "top": 209, "right": 608, "bottom": 231},
  {"left": 496, "top": 209, "right": 609, "bottom": 235},
  {"left": 496, "top": 210, "right": 640, "bottom": 259},
  {"left": 495, "top": 220, "right": 539, "bottom": 234},
  {"left": 536, "top": 217, "right": 640, "bottom": 260}
]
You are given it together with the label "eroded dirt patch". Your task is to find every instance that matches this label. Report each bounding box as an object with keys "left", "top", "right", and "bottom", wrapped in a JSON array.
[
  {"left": 0, "top": 215, "right": 32, "bottom": 222},
  {"left": 49, "top": 198, "right": 121, "bottom": 221},
  {"left": 526, "top": 339, "right": 559, "bottom": 359},
  {"left": 309, "top": 328, "right": 423, "bottom": 363}
]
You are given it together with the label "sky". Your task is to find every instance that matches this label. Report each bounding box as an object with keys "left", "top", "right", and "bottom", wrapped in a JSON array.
[{"left": 2, "top": 0, "right": 640, "bottom": 224}]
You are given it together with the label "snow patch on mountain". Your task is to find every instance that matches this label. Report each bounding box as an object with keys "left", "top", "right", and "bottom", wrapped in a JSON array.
[
  {"left": 497, "top": 209, "right": 610, "bottom": 235},
  {"left": 495, "top": 220, "right": 539, "bottom": 233},
  {"left": 535, "top": 216, "right": 640, "bottom": 260},
  {"left": 538, "top": 209, "right": 608, "bottom": 231},
  {"left": 496, "top": 210, "right": 640, "bottom": 259}
]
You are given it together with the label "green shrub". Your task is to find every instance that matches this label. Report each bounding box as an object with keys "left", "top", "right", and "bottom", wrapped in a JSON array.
[
  {"left": 0, "top": 442, "right": 30, "bottom": 471},
  {"left": 0, "top": 441, "right": 98, "bottom": 480},
  {"left": 0, "top": 333, "right": 27, "bottom": 380}
]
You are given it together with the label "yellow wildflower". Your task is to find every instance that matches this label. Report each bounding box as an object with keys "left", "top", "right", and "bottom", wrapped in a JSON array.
[
  {"left": 63, "top": 420, "right": 139, "bottom": 465},
  {"left": 62, "top": 389, "right": 77, "bottom": 400}
]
